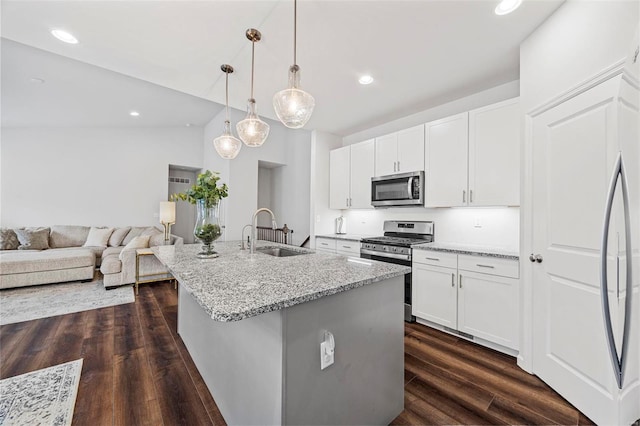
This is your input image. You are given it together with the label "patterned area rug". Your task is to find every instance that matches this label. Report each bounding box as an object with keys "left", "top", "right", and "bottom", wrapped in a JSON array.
[
  {"left": 0, "top": 359, "right": 83, "bottom": 426},
  {"left": 0, "top": 278, "right": 134, "bottom": 325}
]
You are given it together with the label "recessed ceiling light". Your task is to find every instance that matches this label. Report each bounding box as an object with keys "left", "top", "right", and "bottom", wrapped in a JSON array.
[
  {"left": 51, "top": 29, "right": 78, "bottom": 44},
  {"left": 30, "top": 77, "right": 45, "bottom": 84},
  {"left": 185, "top": 123, "right": 192, "bottom": 127},
  {"left": 130, "top": 111, "right": 140, "bottom": 117},
  {"left": 495, "top": 0, "right": 522, "bottom": 15},
  {"left": 358, "top": 75, "right": 374, "bottom": 85}
]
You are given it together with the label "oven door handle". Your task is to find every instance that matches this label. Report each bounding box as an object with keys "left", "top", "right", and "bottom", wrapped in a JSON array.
[{"left": 360, "top": 248, "right": 411, "bottom": 262}]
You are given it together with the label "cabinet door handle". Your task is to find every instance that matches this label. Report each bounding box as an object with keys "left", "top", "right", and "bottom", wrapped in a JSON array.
[
  {"left": 451, "top": 273, "right": 455, "bottom": 287},
  {"left": 476, "top": 264, "right": 495, "bottom": 269},
  {"left": 463, "top": 190, "right": 466, "bottom": 203},
  {"left": 350, "top": 198, "right": 352, "bottom": 207},
  {"left": 397, "top": 161, "right": 400, "bottom": 171},
  {"left": 393, "top": 161, "right": 397, "bottom": 172},
  {"left": 425, "top": 257, "right": 440, "bottom": 261},
  {"left": 470, "top": 189, "right": 473, "bottom": 203},
  {"left": 459, "top": 274, "right": 463, "bottom": 288}
]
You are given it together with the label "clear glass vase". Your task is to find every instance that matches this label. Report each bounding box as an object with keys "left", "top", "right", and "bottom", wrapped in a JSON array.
[{"left": 194, "top": 199, "right": 222, "bottom": 258}]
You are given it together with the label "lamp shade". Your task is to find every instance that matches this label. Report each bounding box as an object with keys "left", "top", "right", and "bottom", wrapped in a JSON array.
[{"left": 159, "top": 201, "right": 176, "bottom": 224}]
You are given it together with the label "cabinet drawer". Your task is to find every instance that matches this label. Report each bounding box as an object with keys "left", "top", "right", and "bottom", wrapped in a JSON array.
[
  {"left": 336, "top": 241, "right": 360, "bottom": 257},
  {"left": 315, "top": 238, "right": 337, "bottom": 251},
  {"left": 412, "top": 250, "right": 457, "bottom": 268},
  {"left": 458, "top": 255, "right": 519, "bottom": 278}
]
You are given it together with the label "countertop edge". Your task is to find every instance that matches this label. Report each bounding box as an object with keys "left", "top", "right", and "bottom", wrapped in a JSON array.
[{"left": 412, "top": 243, "right": 519, "bottom": 260}]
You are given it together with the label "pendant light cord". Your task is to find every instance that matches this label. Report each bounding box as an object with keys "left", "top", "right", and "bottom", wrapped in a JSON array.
[
  {"left": 225, "top": 71, "right": 230, "bottom": 122},
  {"left": 293, "top": 0, "right": 297, "bottom": 66},
  {"left": 250, "top": 40, "right": 255, "bottom": 99}
]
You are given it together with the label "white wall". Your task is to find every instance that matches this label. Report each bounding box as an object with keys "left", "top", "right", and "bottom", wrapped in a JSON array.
[
  {"left": 343, "top": 80, "right": 519, "bottom": 145},
  {"left": 203, "top": 108, "right": 312, "bottom": 245},
  {"left": 1, "top": 126, "right": 204, "bottom": 227},
  {"left": 309, "top": 130, "right": 344, "bottom": 245},
  {"left": 520, "top": 0, "right": 639, "bottom": 113}
]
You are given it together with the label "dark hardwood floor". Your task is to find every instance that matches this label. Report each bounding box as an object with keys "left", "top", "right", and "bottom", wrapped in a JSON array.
[{"left": 0, "top": 281, "right": 593, "bottom": 425}]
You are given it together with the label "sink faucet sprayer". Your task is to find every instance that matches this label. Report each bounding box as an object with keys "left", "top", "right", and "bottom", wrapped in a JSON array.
[{"left": 250, "top": 208, "right": 277, "bottom": 254}]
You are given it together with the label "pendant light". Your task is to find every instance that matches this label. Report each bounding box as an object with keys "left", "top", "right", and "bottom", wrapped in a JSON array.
[
  {"left": 272, "top": 0, "right": 315, "bottom": 129},
  {"left": 237, "top": 29, "right": 270, "bottom": 147},
  {"left": 214, "top": 64, "right": 242, "bottom": 160}
]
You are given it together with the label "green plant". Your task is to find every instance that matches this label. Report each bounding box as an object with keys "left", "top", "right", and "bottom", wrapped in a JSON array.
[
  {"left": 171, "top": 170, "right": 229, "bottom": 208},
  {"left": 194, "top": 223, "right": 222, "bottom": 244}
]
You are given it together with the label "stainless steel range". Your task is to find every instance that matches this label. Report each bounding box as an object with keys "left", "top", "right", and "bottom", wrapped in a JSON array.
[{"left": 360, "top": 221, "right": 434, "bottom": 322}]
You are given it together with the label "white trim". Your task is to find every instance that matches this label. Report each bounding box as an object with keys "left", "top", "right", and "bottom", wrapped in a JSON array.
[{"left": 528, "top": 60, "right": 625, "bottom": 118}]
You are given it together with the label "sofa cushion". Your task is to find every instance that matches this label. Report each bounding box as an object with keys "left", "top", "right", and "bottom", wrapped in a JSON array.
[
  {"left": 119, "top": 235, "right": 150, "bottom": 261},
  {"left": 84, "top": 227, "right": 114, "bottom": 248},
  {"left": 0, "top": 248, "right": 94, "bottom": 275},
  {"left": 103, "top": 246, "right": 124, "bottom": 257},
  {"left": 0, "top": 228, "right": 19, "bottom": 250},
  {"left": 108, "top": 227, "right": 131, "bottom": 247},
  {"left": 121, "top": 227, "right": 147, "bottom": 245},
  {"left": 49, "top": 225, "right": 90, "bottom": 248},
  {"left": 100, "top": 254, "right": 122, "bottom": 275},
  {"left": 15, "top": 228, "right": 50, "bottom": 250}
]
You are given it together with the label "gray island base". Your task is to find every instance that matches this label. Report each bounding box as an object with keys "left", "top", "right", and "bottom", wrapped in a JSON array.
[{"left": 153, "top": 242, "right": 409, "bottom": 425}]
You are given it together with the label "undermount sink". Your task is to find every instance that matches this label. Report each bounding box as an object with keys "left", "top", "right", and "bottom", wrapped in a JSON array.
[{"left": 255, "top": 247, "right": 309, "bottom": 257}]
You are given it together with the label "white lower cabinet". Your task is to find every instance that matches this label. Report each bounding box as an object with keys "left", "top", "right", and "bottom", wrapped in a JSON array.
[
  {"left": 412, "top": 251, "right": 519, "bottom": 351},
  {"left": 315, "top": 237, "right": 360, "bottom": 257}
]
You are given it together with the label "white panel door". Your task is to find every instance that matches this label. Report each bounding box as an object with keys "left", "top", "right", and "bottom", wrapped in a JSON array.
[
  {"left": 374, "top": 133, "right": 397, "bottom": 176},
  {"left": 457, "top": 271, "right": 519, "bottom": 350},
  {"left": 397, "top": 125, "right": 425, "bottom": 173},
  {"left": 349, "top": 139, "right": 375, "bottom": 209},
  {"left": 531, "top": 77, "right": 627, "bottom": 425},
  {"left": 412, "top": 263, "right": 457, "bottom": 329},
  {"left": 468, "top": 98, "right": 520, "bottom": 206},
  {"left": 329, "top": 146, "right": 350, "bottom": 210},
  {"left": 425, "top": 113, "right": 469, "bottom": 207}
]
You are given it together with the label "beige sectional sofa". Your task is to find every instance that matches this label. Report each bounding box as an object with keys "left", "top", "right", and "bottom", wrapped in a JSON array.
[{"left": 0, "top": 225, "right": 183, "bottom": 290}]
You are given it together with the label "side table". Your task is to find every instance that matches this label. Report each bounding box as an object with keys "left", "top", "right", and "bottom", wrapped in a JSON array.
[{"left": 135, "top": 248, "right": 175, "bottom": 295}]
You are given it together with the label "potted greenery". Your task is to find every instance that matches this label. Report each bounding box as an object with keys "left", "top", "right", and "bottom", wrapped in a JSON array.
[{"left": 171, "top": 170, "right": 229, "bottom": 258}]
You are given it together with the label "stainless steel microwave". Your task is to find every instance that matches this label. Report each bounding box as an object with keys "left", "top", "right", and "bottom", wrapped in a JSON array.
[{"left": 371, "top": 171, "right": 424, "bottom": 207}]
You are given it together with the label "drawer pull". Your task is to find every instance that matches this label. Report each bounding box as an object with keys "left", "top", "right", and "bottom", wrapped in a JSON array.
[
  {"left": 476, "top": 264, "right": 495, "bottom": 269},
  {"left": 321, "top": 243, "right": 329, "bottom": 246},
  {"left": 425, "top": 257, "right": 440, "bottom": 261},
  {"left": 342, "top": 245, "right": 352, "bottom": 249}
]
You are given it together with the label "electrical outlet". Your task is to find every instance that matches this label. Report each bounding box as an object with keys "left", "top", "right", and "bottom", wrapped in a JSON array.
[
  {"left": 320, "top": 331, "right": 335, "bottom": 370},
  {"left": 474, "top": 217, "right": 482, "bottom": 228}
]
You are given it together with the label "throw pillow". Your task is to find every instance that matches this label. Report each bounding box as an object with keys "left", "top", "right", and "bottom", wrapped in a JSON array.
[
  {"left": 0, "top": 228, "right": 19, "bottom": 250},
  {"left": 119, "top": 235, "right": 151, "bottom": 261},
  {"left": 108, "top": 227, "right": 131, "bottom": 247},
  {"left": 83, "top": 227, "right": 114, "bottom": 248},
  {"left": 49, "top": 225, "right": 90, "bottom": 248},
  {"left": 121, "top": 227, "right": 146, "bottom": 245},
  {"left": 15, "top": 227, "right": 51, "bottom": 250}
]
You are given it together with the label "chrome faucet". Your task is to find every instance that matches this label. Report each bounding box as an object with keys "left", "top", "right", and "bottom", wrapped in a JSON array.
[
  {"left": 241, "top": 224, "right": 252, "bottom": 250},
  {"left": 251, "top": 208, "right": 277, "bottom": 254}
]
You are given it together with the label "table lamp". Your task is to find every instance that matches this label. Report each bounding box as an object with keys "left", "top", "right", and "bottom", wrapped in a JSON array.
[{"left": 159, "top": 201, "right": 176, "bottom": 244}]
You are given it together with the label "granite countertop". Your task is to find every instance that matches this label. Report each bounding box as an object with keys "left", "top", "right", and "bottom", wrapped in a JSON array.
[
  {"left": 152, "top": 241, "right": 410, "bottom": 322},
  {"left": 316, "top": 234, "right": 374, "bottom": 242},
  {"left": 412, "top": 242, "right": 519, "bottom": 260}
]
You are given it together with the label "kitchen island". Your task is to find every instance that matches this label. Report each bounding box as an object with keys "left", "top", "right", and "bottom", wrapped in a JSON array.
[{"left": 152, "top": 241, "right": 409, "bottom": 425}]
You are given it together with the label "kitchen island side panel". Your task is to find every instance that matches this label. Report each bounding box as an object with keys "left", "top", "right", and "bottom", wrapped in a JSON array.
[
  {"left": 177, "top": 285, "right": 284, "bottom": 425},
  {"left": 283, "top": 276, "right": 405, "bottom": 425}
]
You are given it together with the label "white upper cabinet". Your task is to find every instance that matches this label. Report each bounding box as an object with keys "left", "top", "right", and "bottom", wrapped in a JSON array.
[
  {"left": 425, "top": 98, "right": 521, "bottom": 208},
  {"left": 375, "top": 125, "right": 425, "bottom": 176},
  {"left": 374, "top": 133, "right": 397, "bottom": 176},
  {"left": 329, "top": 146, "right": 350, "bottom": 209},
  {"left": 397, "top": 125, "right": 425, "bottom": 174},
  {"left": 468, "top": 98, "right": 520, "bottom": 206},
  {"left": 425, "top": 113, "right": 469, "bottom": 207},
  {"left": 349, "top": 139, "right": 375, "bottom": 209},
  {"left": 329, "top": 140, "right": 375, "bottom": 210}
]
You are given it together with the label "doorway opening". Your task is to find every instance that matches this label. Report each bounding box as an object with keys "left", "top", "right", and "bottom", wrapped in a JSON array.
[{"left": 168, "top": 165, "right": 200, "bottom": 243}]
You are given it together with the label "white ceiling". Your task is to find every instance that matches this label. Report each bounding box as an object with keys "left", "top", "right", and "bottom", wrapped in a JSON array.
[{"left": 1, "top": 0, "right": 564, "bottom": 135}]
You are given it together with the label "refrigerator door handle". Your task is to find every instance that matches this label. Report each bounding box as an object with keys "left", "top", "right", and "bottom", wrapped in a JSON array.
[{"left": 600, "top": 151, "right": 633, "bottom": 390}]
